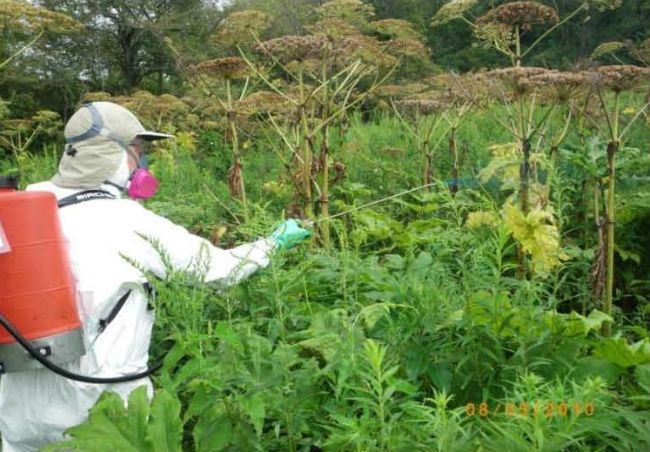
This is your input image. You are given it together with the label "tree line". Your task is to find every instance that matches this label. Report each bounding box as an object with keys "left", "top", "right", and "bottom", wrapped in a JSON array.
[{"left": 0, "top": 0, "right": 648, "bottom": 119}]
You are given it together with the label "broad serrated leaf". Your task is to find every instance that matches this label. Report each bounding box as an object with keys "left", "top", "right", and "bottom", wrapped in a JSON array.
[
  {"left": 146, "top": 390, "right": 183, "bottom": 452},
  {"left": 595, "top": 338, "right": 650, "bottom": 368},
  {"left": 245, "top": 392, "right": 266, "bottom": 438},
  {"left": 44, "top": 390, "right": 146, "bottom": 452}
]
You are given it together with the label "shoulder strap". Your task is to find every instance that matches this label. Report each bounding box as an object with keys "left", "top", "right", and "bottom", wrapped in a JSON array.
[
  {"left": 58, "top": 190, "right": 116, "bottom": 208},
  {"left": 96, "top": 283, "right": 154, "bottom": 335},
  {"left": 98, "top": 289, "right": 132, "bottom": 334}
]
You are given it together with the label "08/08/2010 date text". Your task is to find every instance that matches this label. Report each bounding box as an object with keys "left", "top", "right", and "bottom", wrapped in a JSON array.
[{"left": 465, "top": 401, "right": 595, "bottom": 418}]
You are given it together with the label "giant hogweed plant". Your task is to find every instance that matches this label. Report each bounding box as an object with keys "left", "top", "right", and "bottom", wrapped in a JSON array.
[
  {"left": 431, "top": 0, "right": 622, "bottom": 69},
  {"left": 391, "top": 97, "right": 447, "bottom": 188},
  {"left": 227, "top": 1, "right": 427, "bottom": 246},
  {"left": 431, "top": 1, "right": 622, "bottom": 279},
  {"left": 581, "top": 65, "right": 650, "bottom": 335},
  {"left": 164, "top": 10, "right": 277, "bottom": 222},
  {"left": 0, "top": 0, "right": 81, "bottom": 70},
  {"left": 389, "top": 72, "right": 481, "bottom": 193},
  {"left": 190, "top": 57, "right": 257, "bottom": 220}
]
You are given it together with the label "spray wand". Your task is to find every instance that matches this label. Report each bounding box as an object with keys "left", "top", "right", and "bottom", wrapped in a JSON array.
[{"left": 301, "top": 182, "right": 437, "bottom": 227}]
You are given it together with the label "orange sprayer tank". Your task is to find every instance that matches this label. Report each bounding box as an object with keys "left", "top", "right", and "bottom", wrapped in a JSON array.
[{"left": 0, "top": 175, "right": 84, "bottom": 373}]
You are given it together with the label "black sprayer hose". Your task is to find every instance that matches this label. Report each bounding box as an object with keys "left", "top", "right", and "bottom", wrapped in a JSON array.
[{"left": 0, "top": 312, "right": 162, "bottom": 384}]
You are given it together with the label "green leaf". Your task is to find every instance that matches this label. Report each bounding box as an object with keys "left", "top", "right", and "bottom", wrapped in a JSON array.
[
  {"left": 125, "top": 386, "right": 152, "bottom": 449},
  {"left": 44, "top": 390, "right": 147, "bottom": 452},
  {"left": 558, "top": 310, "right": 613, "bottom": 336},
  {"left": 359, "top": 303, "right": 391, "bottom": 329},
  {"left": 573, "top": 356, "right": 625, "bottom": 385},
  {"left": 390, "top": 378, "right": 418, "bottom": 396},
  {"left": 428, "top": 362, "right": 454, "bottom": 392},
  {"left": 146, "top": 390, "right": 183, "bottom": 452},
  {"left": 245, "top": 392, "right": 266, "bottom": 438},
  {"left": 595, "top": 338, "right": 650, "bottom": 368},
  {"left": 214, "top": 321, "right": 243, "bottom": 349},
  {"left": 193, "top": 408, "right": 232, "bottom": 452}
]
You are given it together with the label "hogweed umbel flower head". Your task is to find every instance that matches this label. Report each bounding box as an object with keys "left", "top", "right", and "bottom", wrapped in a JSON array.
[
  {"left": 431, "top": 0, "right": 479, "bottom": 27},
  {"left": 631, "top": 38, "right": 650, "bottom": 66},
  {"left": 528, "top": 70, "right": 588, "bottom": 103},
  {"left": 192, "top": 57, "right": 252, "bottom": 81},
  {"left": 476, "top": 2, "right": 559, "bottom": 32},
  {"left": 308, "top": 18, "right": 360, "bottom": 42},
  {"left": 486, "top": 66, "right": 552, "bottom": 97},
  {"left": 213, "top": 10, "right": 270, "bottom": 47},
  {"left": 317, "top": 0, "right": 375, "bottom": 29},
  {"left": 395, "top": 98, "right": 446, "bottom": 116},
  {"left": 590, "top": 65, "right": 650, "bottom": 93},
  {"left": 254, "top": 35, "right": 331, "bottom": 63},
  {"left": 369, "top": 19, "right": 423, "bottom": 41}
]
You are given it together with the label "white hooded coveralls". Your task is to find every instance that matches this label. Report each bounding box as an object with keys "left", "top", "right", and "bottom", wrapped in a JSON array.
[{"left": 0, "top": 182, "right": 274, "bottom": 451}]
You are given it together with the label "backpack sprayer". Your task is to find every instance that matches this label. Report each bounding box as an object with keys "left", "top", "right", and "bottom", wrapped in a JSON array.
[{"left": 0, "top": 176, "right": 160, "bottom": 383}]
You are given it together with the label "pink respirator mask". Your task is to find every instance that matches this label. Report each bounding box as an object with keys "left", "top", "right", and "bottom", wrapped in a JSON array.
[{"left": 127, "top": 153, "right": 160, "bottom": 200}]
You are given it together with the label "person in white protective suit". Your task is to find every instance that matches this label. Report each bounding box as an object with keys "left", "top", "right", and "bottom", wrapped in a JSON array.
[{"left": 0, "top": 101, "right": 311, "bottom": 451}]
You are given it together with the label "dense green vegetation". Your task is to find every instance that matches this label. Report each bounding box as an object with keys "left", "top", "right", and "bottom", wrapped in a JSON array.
[{"left": 2, "top": 0, "right": 650, "bottom": 451}]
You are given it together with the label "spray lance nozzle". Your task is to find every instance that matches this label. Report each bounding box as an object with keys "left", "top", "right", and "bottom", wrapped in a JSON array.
[{"left": 296, "top": 182, "right": 438, "bottom": 227}]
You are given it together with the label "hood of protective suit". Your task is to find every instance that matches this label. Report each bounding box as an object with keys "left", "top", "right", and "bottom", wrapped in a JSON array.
[{"left": 52, "top": 102, "right": 173, "bottom": 189}]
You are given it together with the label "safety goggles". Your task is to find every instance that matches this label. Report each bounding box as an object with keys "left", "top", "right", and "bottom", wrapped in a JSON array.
[{"left": 128, "top": 138, "right": 153, "bottom": 168}]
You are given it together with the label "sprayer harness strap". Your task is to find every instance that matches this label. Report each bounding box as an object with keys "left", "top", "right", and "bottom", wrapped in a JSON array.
[
  {"left": 98, "top": 290, "right": 132, "bottom": 335},
  {"left": 96, "top": 284, "right": 154, "bottom": 336},
  {"left": 57, "top": 190, "right": 116, "bottom": 208}
]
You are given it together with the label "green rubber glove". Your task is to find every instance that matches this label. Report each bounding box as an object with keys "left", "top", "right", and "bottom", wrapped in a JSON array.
[{"left": 270, "top": 219, "right": 312, "bottom": 250}]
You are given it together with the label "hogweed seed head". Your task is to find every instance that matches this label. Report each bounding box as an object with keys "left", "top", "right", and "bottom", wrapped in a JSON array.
[
  {"left": 369, "top": 19, "right": 423, "bottom": 41},
  {"left": 308, "top": 18, "right": 360, "bottom": 42},
  {"left": 317, "top": 0, "right": 375, "bottom": 28},
  {"left": 431, "top": 0, "right": 479, "bottom": 27},
  {"left": 385, "top": 38, "right": 429, "bottom": 60},
  {"left": 82, "top": 92, "right": 113, "bottom": 102},
  {"left": 236, "top": 91, "right": 290, "bottom": 115},
  {"left": 425, "top": 72, "right": 495, "bottom": 106},
  {"left": 631, "top": 38, "right": 650, "bottom": 66},
  {"left": 395, "top": 98, "right": 446, "bottom": 116},
  {"left": 587, "top": 0, "right": 622, "bottom": 11},
  {"left": 286, "top": 59, "right": 323, "bottom": 74},
  {"left": 254, "top": 35, "right": 331, "bottom": 63},
  {"left": 476, "top": 2, "right": 559, "bottom": 32},
  {"left": 374, "top": 84, "right": 406, "bottom": 98},
  {"left": 591, "top": 41, "right": 628, "bottom": 60},
  {"left": 192, "top": 57, "right": 251, "bottom": 80},
  {"left": 528, "top": 70, "right": 588, "bottom": 102},
  {"left": 591, "top": 65, "right": 650, "bottom": 93},
  {"left": 213, "top": 10, "right": 270, "bottom": 47},
  {"left": 486, "top": 67, "right": 552, "bottom": 96},
  {"left": 0, "top": 1, "right": 82, "bottom": 33},
  {"left": 334, "top": 35, "right": 397, "bottom": 68}
]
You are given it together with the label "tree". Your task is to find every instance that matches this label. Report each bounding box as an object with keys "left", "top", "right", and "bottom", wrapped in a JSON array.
[{"left": 37, "top": 0, "right": 220, "bottom": 93}]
